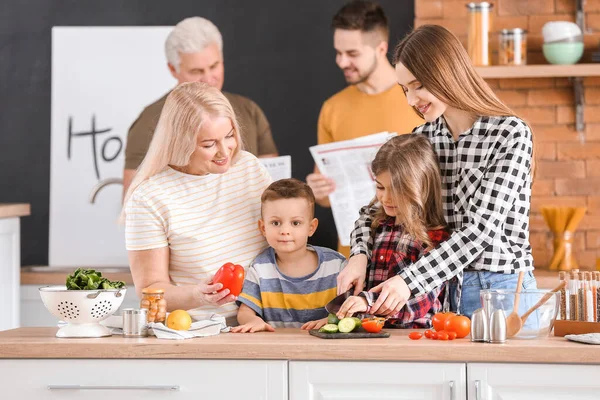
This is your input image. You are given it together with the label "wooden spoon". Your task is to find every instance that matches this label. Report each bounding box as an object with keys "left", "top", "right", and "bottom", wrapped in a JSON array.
[
  {"left": 505, "top": 271, "right": 525, "bottom": 338},
  {"left": 519, "top": 281, "right": 567, "bottom": 327}
]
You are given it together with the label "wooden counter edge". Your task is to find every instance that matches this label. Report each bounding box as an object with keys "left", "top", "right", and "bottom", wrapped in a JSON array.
[{"left": 0, "top": 203, "right": 30, "bottom": 219}]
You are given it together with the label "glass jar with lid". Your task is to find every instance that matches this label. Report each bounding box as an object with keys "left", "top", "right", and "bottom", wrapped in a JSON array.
[
  {"left": 499, "top": 29, "right": 527, "bottom": 65},
  {"left": 140, "top": 288, "right": 167, "bottom": 323},
  {"left": 466, "top": 2, "right": 494, "bottom": 66}
]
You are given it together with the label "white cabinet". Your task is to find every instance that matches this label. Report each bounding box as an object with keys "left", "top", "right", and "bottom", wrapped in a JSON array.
[
  {"left": 290, "top": 361, "right": 466, "bottom": 400},
  {"left": 0, "top": 217, "right": 20, "bottom": 331},
  {"left": 468, "top": 363, "right": 600, "bottom": 400},
  {"left": 0, "top": 359, "right": 287, "bottom": 399}
]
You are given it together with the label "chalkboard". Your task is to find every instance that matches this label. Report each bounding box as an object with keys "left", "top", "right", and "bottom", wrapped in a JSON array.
[{"left": 0, "top": 0, "right": 415, "bottom": 266}]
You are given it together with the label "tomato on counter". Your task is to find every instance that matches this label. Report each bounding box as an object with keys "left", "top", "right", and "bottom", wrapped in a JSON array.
[
  {"left": 212, "top": 262, "right": 245, "bottom": 297},
  {"left": 443, "top": 315, "right": 471, "bottom": 338},
  {"left": 431, "top": 312, "right": 456, "bottom": 332},
  {"left": 408, "top": 332, "right": 423, "bottom": 340},
  {"left": 361, "top": 317, "right": 385, "bottom": 333}
]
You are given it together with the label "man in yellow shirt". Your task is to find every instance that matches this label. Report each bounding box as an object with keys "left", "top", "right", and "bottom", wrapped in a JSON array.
[{"left": 306, "top": 0, "right": 423, "bottom": 256}]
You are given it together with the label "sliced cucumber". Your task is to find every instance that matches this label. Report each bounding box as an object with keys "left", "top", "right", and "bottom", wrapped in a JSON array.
[
  {"left": 338, "top": 317, "right": 357, "bottom": 333},
  {"left": 351, "top": 317, "right": 362, "bottom": 328},
  {"left": 319, "top": 323, "right": 339, "bottom": 333},
  {"left": 327, "top": 313, "right": 340, "bottom": 325}
]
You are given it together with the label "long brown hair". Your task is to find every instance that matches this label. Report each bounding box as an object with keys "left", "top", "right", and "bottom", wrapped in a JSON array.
[
  {"left": 370, "top": 134, "right": 446, "bottom": 250},
  {"left": 392, "top": 24, "right": 535, "bottom": 175}
]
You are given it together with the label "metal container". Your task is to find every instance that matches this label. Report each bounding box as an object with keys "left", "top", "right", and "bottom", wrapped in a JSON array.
[
  {"left": 489, "top": 309, "right": 507, "bottom": 343},
  {"left": 122, "top": 308, "right": 148, "bottom": 337},
  {"left": 470, "top": 308, "right": 489, "bottom": 342}
]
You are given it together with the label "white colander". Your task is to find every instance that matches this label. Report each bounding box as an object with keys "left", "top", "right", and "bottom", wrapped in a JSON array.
[{"left": 39, "top": 285, "right": 127, "bottom": 338}]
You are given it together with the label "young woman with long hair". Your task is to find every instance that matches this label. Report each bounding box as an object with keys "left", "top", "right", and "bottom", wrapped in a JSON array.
[{"left": 337, "top": 25, "right": 537, "bottom": 318}]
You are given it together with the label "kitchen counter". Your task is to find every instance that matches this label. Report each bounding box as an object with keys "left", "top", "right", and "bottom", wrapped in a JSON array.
[
  {"left": 0, "top": 203, "right": 30, "bottom": 218},
  {"left": 0, "top": 327, "right": 597, "bottom": 364},
  {"left": 20, "top": 266, "right": 559, "bottom": 289}
]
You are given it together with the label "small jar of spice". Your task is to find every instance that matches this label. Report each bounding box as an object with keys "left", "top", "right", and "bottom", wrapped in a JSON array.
[
  {"left": 140, "top": 288, "right": 167, "bottom": 323},
  {"left": 499, "top": 28, "right": 527, "bottom": 65}
]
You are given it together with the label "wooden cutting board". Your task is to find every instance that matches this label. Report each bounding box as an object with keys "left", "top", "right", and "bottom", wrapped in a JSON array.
[{"left": 309, "top": 329, "right": 390, "bottom": 339}]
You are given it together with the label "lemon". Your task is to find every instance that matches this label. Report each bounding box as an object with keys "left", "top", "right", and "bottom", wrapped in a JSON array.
[{"left": 166, "top": 309, "right": 192, "bottom": 331}]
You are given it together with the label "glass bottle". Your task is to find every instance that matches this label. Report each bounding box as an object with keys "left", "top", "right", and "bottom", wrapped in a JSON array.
[
  {"left": 499, "top": 28, "right": 527, "bottom": 65},
  {"left": 140, "top": 288, "right": 167, "bottom": 323},
  {"left": 467, "top": 2, "right": 494, "bottom": 66}
]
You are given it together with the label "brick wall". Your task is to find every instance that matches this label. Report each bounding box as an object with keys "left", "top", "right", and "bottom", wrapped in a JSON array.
[{"left": 414, "top": 0, "right": 600, "bottom": 269}]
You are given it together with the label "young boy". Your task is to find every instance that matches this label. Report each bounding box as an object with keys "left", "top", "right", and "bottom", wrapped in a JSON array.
[{"left": 231, "top": 179, "right": 346, "bottom": 333}]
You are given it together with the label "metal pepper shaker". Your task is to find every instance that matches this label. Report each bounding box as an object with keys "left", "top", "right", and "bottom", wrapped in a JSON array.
[
  {"left": 489, "top": 309, "right": 507, "bottom": 343},
  {"left": 470, "top": 308, "right": 489, "bottom": 342}
]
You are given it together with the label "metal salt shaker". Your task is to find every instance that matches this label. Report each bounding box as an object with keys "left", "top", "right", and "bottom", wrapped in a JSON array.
[
  {"left": 489, "top": 309, "right": 507, "bottom": 343},
  {"left": 122, "top": 308, "right": 148, "bottom": 337},
  {"left": 470, "top": 308, "right": 489, "bottom": 342}
]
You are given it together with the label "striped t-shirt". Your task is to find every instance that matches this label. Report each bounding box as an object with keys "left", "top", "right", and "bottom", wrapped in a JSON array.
[
  {"left": 125, "top": 151, "right": 271, "bottom": 321},
  {"left": 237, "top": 245, "right": 346, "bottom": 328}
]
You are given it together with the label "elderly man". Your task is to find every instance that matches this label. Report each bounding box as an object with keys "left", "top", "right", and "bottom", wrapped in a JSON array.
[{"left": 123, "top": 17, "right": 278, "bottom": 196}]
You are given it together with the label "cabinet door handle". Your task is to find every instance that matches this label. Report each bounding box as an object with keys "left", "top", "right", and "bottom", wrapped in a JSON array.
[
  {"left": 448, "top": 380, "right": 455, "bottom": 400},
  {"left": 475, "top": 380, "right": 482, "bottom": 400},
  {"left": 48, "top": 385, "right": 180, "bottom": 391}
]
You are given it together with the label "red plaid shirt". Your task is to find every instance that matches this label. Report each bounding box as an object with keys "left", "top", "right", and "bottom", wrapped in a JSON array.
[{"left": 361, "top": 217, "right": 450, "bottom": 329}]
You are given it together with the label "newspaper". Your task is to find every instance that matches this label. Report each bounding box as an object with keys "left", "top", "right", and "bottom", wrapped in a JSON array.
[
  {"left": 259, "top": 155, "right": 292, "bottom": 181},
  {"left": 309, "top": 132, "right": 397, "bottom": 246}
]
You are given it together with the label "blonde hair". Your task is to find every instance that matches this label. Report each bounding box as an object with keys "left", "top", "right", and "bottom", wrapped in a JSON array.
[
  {"left": 370, "top": 135, "right": 446, "bottom": 250},
  {"left": 393, "top": 24, "right": 535, "bottom": 175},
  {"left": 122, "top": 82, "right": 242, "bottom": 214}
]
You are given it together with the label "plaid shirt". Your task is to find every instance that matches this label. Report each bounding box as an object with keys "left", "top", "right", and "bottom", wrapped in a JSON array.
[
  {"left": 351, "top": 116, "right": 534, "bottom": 309},
  {"left": 359, "top": 218, "right": 450, "bottom": 329}
]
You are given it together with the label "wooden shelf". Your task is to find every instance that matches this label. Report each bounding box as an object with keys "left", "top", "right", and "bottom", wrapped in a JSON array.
[{"left": 475, "top": 64, "right": 600, "bottom": 79}]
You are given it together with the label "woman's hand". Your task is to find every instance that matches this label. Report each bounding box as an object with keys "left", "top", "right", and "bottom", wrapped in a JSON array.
[
  {"left": 336, "top": 296, "right": 368, "bottom": 319},
  {"left": 301, "top": 318, "right": 328, "bottom": 330},
  {"left": 337, "top": 254, "right": 368, "bottom": 295},
  {"left": 306, "top": 173, "right": 336, "bottom": 202},
  {"left": 369, "top": 275, "right": 411, "bottom": 316},
  {"left": 194, "top": 281, "right": 236, "bottom": 306},
  {"left": 231, "top": 319, "right": 275, "bottom": 333}
]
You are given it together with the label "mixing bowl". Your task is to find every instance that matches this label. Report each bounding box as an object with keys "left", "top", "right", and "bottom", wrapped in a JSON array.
[
  {"left": 480, "top": 289, "right": 559, "bottom": 339},
  {"left": 543, "top": 42, "right": 584, "bottom": 65}
]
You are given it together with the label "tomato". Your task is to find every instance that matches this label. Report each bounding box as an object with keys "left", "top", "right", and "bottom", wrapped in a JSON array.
[
  {"left": 408, "top": 332, "right": 423, "bottom": 340},
  {"left": 443, "top": 315, "right": 471, "bottom": 339},
  {"left": 447, "top": 331, "right": 457, "bottom": 340},
  {"left": 212, "top": 262, "right": 245, "bottom": 296},
  {"left": 424, "top": 330, "right": 433, "bottom": 339},
  {"left": 431, "top": 332, "right": 439, "bottom": 340},
  {"left": 432, "top": 312, "right": 456, "bottom": 331},
  {"left": 437, "top": 331, "right": 449, "bottom": 340},
  {"left": 361, "top": 317, "right": 385, "bottom": 333}
]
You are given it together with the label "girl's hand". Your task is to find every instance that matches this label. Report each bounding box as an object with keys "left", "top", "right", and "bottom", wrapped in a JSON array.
[
  {"left": 306, "top": 173, "right": 336, "bottom": 201},
  {"left": 337, "top": 254, "right": 368, "bottom": 295},
  {"left": 194, "top": 281, "right": 236, "bottom": 306},
  {"left": 336, "top": 296, "right": 368, "bottom": 319},
  {"left": 369, "top": 275, "right": 410, "bottom": 316},
  {"left": 301, "top": 318, "right": 328, "bottom": 330},
  {"left": 230, "top": 320, "right": 275, "bottom": 333}
]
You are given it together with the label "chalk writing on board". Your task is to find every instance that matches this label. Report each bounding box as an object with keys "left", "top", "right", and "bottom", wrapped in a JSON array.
[{"left": 67, "top": 115, "right": 123, "bottom": 180}]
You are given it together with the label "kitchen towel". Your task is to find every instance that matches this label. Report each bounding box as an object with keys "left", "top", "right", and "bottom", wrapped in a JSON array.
[{"left": 565, "top": 333, "right": 600, "bottom": 345}]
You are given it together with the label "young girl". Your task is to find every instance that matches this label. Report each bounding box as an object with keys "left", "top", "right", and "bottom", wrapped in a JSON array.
[
  {"left": 337, "top": 135, "right": 450, "bottom": 328},
  {"left": 337, "top": 24, "right": 537, "bottom": 319}
]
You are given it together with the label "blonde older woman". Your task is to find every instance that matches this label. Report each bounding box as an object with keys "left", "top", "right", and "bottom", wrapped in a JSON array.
[{"left": 123, "top": 82, "right": 271, "bottom": 323}]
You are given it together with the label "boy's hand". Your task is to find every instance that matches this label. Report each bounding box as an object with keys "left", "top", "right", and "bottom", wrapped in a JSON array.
[
  {"left": 336, "top": 295, "right": 368, "bottom": 319},
  {"left": 230, "top": 320, "right": 275, "bottom": 333},
  {"left": 301, "top": 318, "right": 328, "bottom": 330}
]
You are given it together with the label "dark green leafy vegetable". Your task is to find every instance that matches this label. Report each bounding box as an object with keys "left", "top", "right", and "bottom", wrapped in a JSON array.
[{"left": 66, "top": 268, "right": 126, "bottom": 290}]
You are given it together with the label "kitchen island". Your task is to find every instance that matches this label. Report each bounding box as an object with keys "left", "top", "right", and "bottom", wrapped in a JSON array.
[{"left": 1, "top": 327, "right": 599, "bottom": 399}]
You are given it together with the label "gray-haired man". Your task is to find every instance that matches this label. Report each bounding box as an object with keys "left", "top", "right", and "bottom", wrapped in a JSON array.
[{"left": 123, "top": 17, "right": 278, "bottom": 196}]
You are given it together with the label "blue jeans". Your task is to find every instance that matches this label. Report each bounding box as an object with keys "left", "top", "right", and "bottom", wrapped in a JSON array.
[{"left": 449, "top": 271, "right": 538, "bottom": 319}]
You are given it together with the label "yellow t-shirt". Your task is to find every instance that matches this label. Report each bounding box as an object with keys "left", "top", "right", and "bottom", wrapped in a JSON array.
[{"left": 317, "top": 84, "right": 424, "bottom": 257}]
